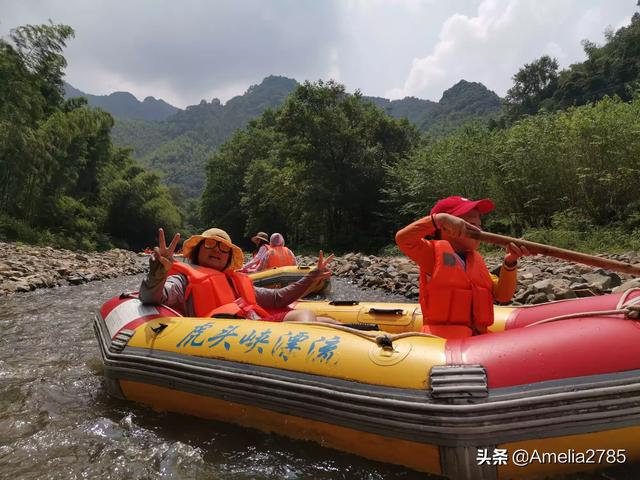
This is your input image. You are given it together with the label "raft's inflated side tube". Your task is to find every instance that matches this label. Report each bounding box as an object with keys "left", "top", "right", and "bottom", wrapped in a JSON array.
[
  {"left": 503, "top": 290, "right": 640, "bottom": 329},
  {"left": 99, "top": 294, "right": 180, "bottom": 339},
  {"left": 248, "top": 265, "right": 330, "bottom": 296}
]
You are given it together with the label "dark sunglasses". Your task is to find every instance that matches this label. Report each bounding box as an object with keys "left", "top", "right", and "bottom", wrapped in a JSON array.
[{"left": 203, "top": 238, "right": 231, "bottom": 253}]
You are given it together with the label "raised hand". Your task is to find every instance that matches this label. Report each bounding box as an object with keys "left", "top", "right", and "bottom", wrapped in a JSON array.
[
  {"left": 504, "top": 242, "right": 532, "bottom": 267},
  {"left": 313, "top": 250, "right": 335, "bottom": 280},
  {"left": 151, "top": 227, "right": 180, "bottom": 273},
  {"left": 436, "top": 213, "right": 481, "bottom": 238}
]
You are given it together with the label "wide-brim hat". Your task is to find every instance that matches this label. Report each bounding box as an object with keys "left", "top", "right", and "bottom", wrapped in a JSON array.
[
  {"left": 182, "top": 228, "right": 244, "bottom": 272},
  {"left": 251, "top": 231, "right": 269, "bottom": 244},
  {"left": 430, "top": 196, "right": 495, "bottom": 218}
]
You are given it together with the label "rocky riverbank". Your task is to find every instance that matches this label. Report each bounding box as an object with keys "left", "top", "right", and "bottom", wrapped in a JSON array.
[
  {"left": 301, "top": 251, "right": 640, "bottom": 305},
  {"left": 0, "top": 242, "right": 147, "bottom": 295},
  {"left": 3, "top": 241, "right": 640, "bottom": 304}
]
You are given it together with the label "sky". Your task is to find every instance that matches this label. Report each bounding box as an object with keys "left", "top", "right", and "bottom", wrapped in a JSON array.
[{"left": 0, "top": 0, "right": 635, "bottom": 108}]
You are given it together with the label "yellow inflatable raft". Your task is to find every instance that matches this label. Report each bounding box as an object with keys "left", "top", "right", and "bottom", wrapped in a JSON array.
[
  {"left": 248, "top": 265, "right": 330, "bottom": 296},
  {"left": 95, "top": 291, "right": 640, "bottom": 478}
]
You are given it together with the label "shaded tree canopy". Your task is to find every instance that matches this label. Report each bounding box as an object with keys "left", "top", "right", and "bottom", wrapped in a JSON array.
[
  {"left": 201, "top": 80, "right": 419, "bottom": 251},
  {"left": 0, "top": 22, "right": 181, "bottom": 251}
]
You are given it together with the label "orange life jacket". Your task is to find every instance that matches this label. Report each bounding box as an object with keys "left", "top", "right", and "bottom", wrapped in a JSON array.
[
  {"left": 421, "top": 240, "right": 494, "bottom": 329},
  {"left": 168, "top": 262, "right": 270, "bottom": 319},
  {"left": 265, "top": 245, "right": 297, "bottom": 268}
]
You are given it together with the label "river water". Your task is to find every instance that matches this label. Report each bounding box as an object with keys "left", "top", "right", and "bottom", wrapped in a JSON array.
[{"left": 0, "top": 274, "right": 636, "bottom": 479}]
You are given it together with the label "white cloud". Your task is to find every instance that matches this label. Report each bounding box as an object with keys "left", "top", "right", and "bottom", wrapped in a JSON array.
[
  {"left": 1, "top": 0, "right": 636, "bottom": 107},
  {"left": 386, "top": 0, "right": 633, "bottom": 101},
  {"left": 0, "top": 0, "right": 346, "bottom": 107}
]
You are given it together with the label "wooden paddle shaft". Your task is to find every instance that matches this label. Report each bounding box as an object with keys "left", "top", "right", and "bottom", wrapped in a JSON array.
[{"left": 466, "top": 230, "right": 640, "bottom": 276}]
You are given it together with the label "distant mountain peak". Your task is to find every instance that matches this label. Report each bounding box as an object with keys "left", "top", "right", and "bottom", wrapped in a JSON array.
[
  {"left": 110, "top": 75, "right": 505, "bottom": 200},
  {"left": 63, "top": 82, "right": 180, "bottom": 121},
  {"left": 110, "top": 91, "right": 138, "bottom": 100},
  {"left": 439, "top": 79, "right": 500, "bottom": 105}
]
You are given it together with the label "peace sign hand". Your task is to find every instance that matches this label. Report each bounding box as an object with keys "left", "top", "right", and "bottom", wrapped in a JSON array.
[
  {"left": 312, "top": 250, "right": 334, "bottom": 281},
  {"left": 150, "top": 227, "right": 180, "bottom": 278}
]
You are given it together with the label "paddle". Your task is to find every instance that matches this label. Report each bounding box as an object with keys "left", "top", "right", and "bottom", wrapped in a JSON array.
[{"left": 465, "top": 230, "right": 640, "bottom": 276}]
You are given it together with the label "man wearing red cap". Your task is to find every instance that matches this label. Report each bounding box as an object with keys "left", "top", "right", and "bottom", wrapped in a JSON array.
[{"left": 395, "top": 196, "right": 530, "bottom": 337}]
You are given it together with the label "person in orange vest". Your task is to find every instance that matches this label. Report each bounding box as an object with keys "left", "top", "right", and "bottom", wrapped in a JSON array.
[
  {"left": 395, "top": 196, "right": 531, "bottom": 337},
  {"left": 264, "top": 233, "right": 297, "bottom": 268},
  {"left": 139, "top": 227, "right": 337, "bottom": 323},
  {"left": 250, "top": 231, "right": 269, "bottom": 258},
  {"left": 240, "top": 232, "right": 297, "bottom": 273}
]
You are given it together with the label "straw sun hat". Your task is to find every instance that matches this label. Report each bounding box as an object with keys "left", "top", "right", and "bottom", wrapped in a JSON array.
[
  {"left": 251, "top": 231, "right": 269, "bottom": 244},
  {"left": 181, "top": 228, "right": 244, "bottom": 271}
]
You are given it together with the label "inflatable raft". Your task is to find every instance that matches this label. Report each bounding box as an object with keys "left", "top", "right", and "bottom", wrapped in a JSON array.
[
  {"left": 94, "top": 290, "right": 640, "bottom": 479},
  {"left": 248, "top": 265, "right": 330, "bottom": 296}
]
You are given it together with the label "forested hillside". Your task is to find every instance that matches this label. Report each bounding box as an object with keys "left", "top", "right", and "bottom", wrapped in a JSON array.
[
  {"left": 503, "top": 9, "right": 640, "bottom": 123},
  {"left": 365, "top": 80, "right": 502, "bottom": 134},
  {"left": 110, "top": 75, "right": 299, "bottom": 198},
  {"left": 201, "top": 8, "right": 640, "bottom": 253},
  {"left": 109, "top": 76, "right": 501, "bottom": 198},
  {"left": 5, "top": 6, "right": 639, "bottom": 254},
  {"left": 0, "top": 23, "right": 181, "bottom": 250},
  {"left": 201, "top": 81, "right": 420, "bottom": 251}
]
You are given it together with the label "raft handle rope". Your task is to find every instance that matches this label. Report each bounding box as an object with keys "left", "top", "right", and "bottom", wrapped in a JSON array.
[
  {"left": 525, "top": 288, "right": 640, "bottom": 328},
  {"left": 375, "top": 334, "right": 394, "bottom": 351}
]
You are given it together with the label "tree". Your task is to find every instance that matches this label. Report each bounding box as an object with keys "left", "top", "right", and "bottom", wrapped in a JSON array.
[
  {"left": 201, "top": 81, "right": 419, "bottom": 251},
  {"left": 9, "top": 22, "right": 74, "bottom": 112},
  {"left": 0, "top": 22, "right": 183, "bottom": 250},
  {"left": 503, "top": 55, "right": 559, "bottom": 122}
]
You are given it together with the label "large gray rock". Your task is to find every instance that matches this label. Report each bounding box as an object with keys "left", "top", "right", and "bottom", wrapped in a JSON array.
[
  {"left": 613, "top": 278, "right": 640, "bottom": 293},
  {"left": 582, "top": 273, "right": 613, "bottom": 292}
]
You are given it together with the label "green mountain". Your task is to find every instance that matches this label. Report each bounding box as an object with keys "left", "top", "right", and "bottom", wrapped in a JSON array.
[
  {"left": 106, "top": 76, "right": 502, "bottom": 198},
  {"left": 364, "top": 80, "right": 502, "bottom": 134},
  {"left": 422, "top": 80, "right": 503, "bottom": 132},
  {"left": 112, "top": 75, "right": 299, "bottom": 198},
  {"left": 63, "top": 82, "right": 179, "bottom": 121},
  {"left": 362, "top": 95, "right": 439, "bottom": 126}
]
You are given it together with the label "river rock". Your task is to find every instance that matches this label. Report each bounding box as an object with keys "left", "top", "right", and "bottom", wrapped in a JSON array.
[
  {"left": 0, "top": 242, "right": 147, "bottom": 296},
  {"left": 613, "top": 278, "right": 640, "bottom": 293},
  {"left": 299, "top": 250, "right": 640, "bottom": 306},
  {"left": 582, "top": 273, "right": 613, "bottom": 293}
]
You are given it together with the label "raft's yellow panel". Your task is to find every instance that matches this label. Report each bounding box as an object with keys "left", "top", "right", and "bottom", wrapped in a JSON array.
[
  {"left": 497, "top": 426, "right": 640, "bottom": 478},
  {"left": 248, "top": 266, "right": 329, "bottom": 294},
  {"left": 119, "top": 380, "right": 443, "bottom": 476},
  {"left": 127, "top": 318, "right": 447, "bottom": 389},
  {"left": 248, "top": 265, "right": 311, "bottom": 281},
  {"left": 297, "top": 301, "right": 423, "bottom": 333}
]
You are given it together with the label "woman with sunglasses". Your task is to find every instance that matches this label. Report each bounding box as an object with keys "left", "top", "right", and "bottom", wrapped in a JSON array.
[{"left": 139, "top": 227, "right": 337, "bottom": 323}]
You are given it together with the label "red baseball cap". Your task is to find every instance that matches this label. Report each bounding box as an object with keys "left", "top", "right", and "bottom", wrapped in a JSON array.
[{"left": 430, "top": 196, "right": 495, "bottom": 217}]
